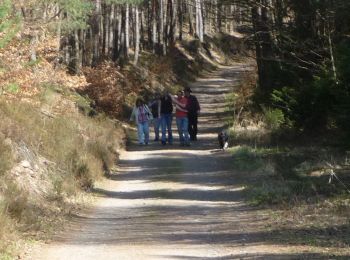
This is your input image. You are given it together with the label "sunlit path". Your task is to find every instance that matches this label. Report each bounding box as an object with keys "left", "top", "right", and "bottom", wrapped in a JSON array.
[{"left": 26, "top": 64, "right": 337, "bottom": 260}]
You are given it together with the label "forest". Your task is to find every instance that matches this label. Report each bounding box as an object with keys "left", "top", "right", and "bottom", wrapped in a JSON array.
[
  {"left": 2, "top": 0, "right": 350, "bottom": 136},
  {"left": 1, "top": 0, "right": 350, "bottom": 258}
]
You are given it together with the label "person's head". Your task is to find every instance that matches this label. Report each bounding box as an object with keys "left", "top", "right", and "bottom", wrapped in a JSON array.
[
  {"left": 177, "top": 90, "right": 184, "bottom": 98},
  {"left": 162, "top": 90, "right": 170, "bottom": 99},
  {"left": 184, "top": 87, "right": 192, "bottom": 97},
  {"left": 135, "top": 98, "right": 143, "bottom": 107},
  {"left": 155, "top": 92, "right": 161, "bottom": 100}
]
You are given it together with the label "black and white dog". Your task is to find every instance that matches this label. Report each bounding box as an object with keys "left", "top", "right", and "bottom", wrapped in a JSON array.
[{"left": 218, "top": 130, "right": 229, "bottom": 150}]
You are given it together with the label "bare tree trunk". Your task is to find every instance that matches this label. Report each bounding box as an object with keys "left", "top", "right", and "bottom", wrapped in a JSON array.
[
  {"left": 169, "top": 0, "right": 177, "bottom": 44},
  {"left": 125, "top": 4, "right": 129, "bottom": 59},
  {"left": 152, "top": 0, "right": 157, "bottom": 52},
  {"left": 188, "top": 1, "right": 194, "bottom": 35},
  {"left": 178, "top": 0, "right": 183, "bottom": 40},
  {"left": 195, "top": 0, "right": 203, "bottom": 42},
  {"left": 159, "top": 0, "right": 166, "bottom": 55},
  {"left": 57, "top": 7, "right": 62, "bottom": 53},
  {"left": 109, "top": 4, "right": 115, "bottom": 57},
  {"left": 74, "top": 30, "right": 82, "bottom": 74},
  {"left": 217, "top": 0, "right": 222, "bottom": 32},
  {"left": 134, "top": 6, "right": 140, "bottom": 65},
  {"left": 140, "top": 9, "right": 145, "bottom": 50},
  {"left": 117, "top": 7, "right": 122, "bottom": 54},
  {"left": 327, "top": 19, "right": 337, "bottom": 82},
  {"left": 92, "top": 0, "right": 101, "bottom": 66},
  {"left": 30, "top": 31, "right": 38, "bottom": 61}
]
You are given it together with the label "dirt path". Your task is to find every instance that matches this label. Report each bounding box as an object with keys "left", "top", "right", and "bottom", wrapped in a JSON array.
[{"left": 26, "top": 64, "right": 317, "bottom": 259}]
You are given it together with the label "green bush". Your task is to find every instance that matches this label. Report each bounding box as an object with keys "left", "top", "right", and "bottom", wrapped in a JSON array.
[
  {"left": 262, "top": 106, "right": 285, "bottom": 130},
  {"left": 270, "top": 75, "right": 335, "bottom": 131}
]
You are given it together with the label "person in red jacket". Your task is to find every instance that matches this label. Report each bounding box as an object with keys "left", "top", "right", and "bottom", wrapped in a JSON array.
[{"left": 172, "top": 90, "right": 190, "bottom": 146}]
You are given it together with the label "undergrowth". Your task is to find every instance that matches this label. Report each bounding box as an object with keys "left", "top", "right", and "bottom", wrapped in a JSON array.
[{"left": 0, "top": 92, "right": 123, "bottom": 257}]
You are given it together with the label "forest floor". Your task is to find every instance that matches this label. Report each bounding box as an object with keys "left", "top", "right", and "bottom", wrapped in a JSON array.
[{"left": 24, "top": 64, "right": 349, "bottom": 259}]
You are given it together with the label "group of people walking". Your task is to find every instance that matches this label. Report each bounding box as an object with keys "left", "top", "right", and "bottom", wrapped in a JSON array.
[{"left": 129, "top": 87, "right": 200, "bottom": 146}]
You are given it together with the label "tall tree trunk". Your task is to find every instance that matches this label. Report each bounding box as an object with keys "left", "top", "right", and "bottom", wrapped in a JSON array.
[
  {"left": 252, "top": 1, "right": 275, "bottom": 95},
  {"left": 92, "top": 0, "right": 101, "bottom": 66},
  {"left": 74, "top": 30, "right": 82, "bottom": 74},
  {"left": 124, "top": 4, "right": 130, "bottom": 59},
  {"left": 217, "top": 0, "right": 222, "bottom": 32},
  {"left": 195, "top": 0, "right": 203, "bottom": 42},
  {"left": 169, "top": 0, "right": 177, "bottom": 45},
  {"left": 159, "top": 0, "right": 166, "bottom": 55},
  {"left": 134, "top": 6, "right": 140, "bottom": 65},
  {"left": 109, "top": 4, "right": 115, "bottom": 57},
  {"left": 152, "top": 0, "right": 157, "bottom": 52},
  {"left": 327, "top": 18, "right": 337, "bottom": 82},
  {"left": 188, "top": 1, "right": 194, "bottom": 35},
  {"left": 140, "top": 9, "right": 145, "bottom": 50},
  {"left": 113, "top": 7, "right": 122, "bottom": 61},
  {"left": 178, "top": 0, "right": 183, "bottom": 40}
]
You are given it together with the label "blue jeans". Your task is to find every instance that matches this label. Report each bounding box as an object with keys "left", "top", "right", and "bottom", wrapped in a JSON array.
[
  {"left": 137, "top": 121, "right": 149, "bottom": 144},
  {"left": 176, "top": 117, "right": 189, "bottom": 144},
  {"left": 161, "top": 113, "right": 173, "bottom": 144},
  {"left": 153, "top": 118, "right": 161, "bottom": 140}
]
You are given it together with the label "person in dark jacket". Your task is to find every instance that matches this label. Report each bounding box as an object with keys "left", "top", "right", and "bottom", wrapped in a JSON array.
[
  {"left": 184, "top": 87, "right": 200, "bottom": 141},
  {"left": 149, "top": 92, "right": 161, "bottom": 141},
  {"left": 160, "top": 90, "right": 173, "bottom": 145}
]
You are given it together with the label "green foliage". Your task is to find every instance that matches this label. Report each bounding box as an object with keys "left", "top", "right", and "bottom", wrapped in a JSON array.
[
  {"left": 262, "top": 106, "right": 285, "bottom": 130},
  {"left": 270, "top": 75, "right": 335, "bottom": 131},
  {"left": 57, "top": 0, "right": 93, "bottom": 32},
  {"left": 0, "top": 0, "right": 21, "bottom": 49},
  {"left": 4, "top": 83, "right": 19, "bottom": 94}
]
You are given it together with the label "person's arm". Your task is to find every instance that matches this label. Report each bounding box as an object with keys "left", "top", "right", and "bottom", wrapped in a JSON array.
[
  {"left": 130, "top": 107, "right": 135, "bottom": 121},
  {"left": 144, "top": 105, "right": 153, "bottom": 120},
  {"left": 176, "top": 104, "right": 187, "bottom": 112},
  {"left": 170, "top": 94, "right": 186, "bottom": 108},
  {"left": 157, "top": 100, "right": 161, "bottom": 118},
  {"left": 194, "top": 96, "right": 200, "bottom": 114}
]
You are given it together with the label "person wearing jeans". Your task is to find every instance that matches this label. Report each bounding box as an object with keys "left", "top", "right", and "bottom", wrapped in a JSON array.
[
  {"left": 149, "top": 93, "right": 161, "bottom": 141},
  {"left": 160, "top": 91, "right": 173, "bottom": 145},
  {"left": 130, "top": 98, "right": 152, "bottom": 145},
  {"left": 172, "top": 90, "right": 190, "bottom": 146}
]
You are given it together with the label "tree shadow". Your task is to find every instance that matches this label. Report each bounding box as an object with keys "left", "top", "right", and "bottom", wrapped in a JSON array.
[{"left": 160, "top": 253, "right": 349, "bottom": 259}]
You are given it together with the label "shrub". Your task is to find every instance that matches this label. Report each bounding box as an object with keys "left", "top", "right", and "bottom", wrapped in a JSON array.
[
  {"left": 0, "top": 135, "right": 13, "bottom": 176},
  {"left": 262, "top": 106, "right": 285, "bottom": 130},
  {"left": 0, "top": 200, "right": 17, "bottom": 258},
  {"left": 2, "top": 180, "right": 28, "bottom": 221},
  {"left": 270, "top": 76, "right": 335, "bottom": 132}
]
